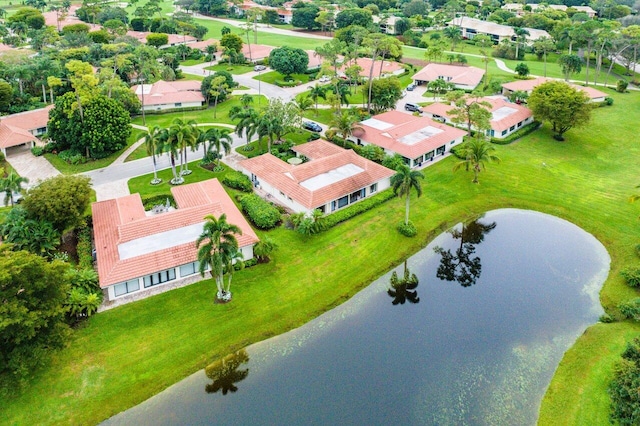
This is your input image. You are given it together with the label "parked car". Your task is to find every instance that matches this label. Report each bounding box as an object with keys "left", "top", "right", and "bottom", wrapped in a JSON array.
[
  {"left": 406, "top": 83, "right": 416, "bottom": 91},
  {"left": 404, "top": 103, "right": 421, "bottom": 112},
  {"left": 254, "top": 65, "right": 266, "bottom": 72},
  {"left": 303, "top": 121, "right": 322, "bottom": 132},
  {"left": 319, "top": 75, "right": 331, "bottom": 83}
]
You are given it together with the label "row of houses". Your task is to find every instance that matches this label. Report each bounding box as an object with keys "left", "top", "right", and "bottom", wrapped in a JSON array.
[
  {"left": 448, "top": 17, "right": 551, "bottom": 44},
  {"left": 502, "top": 3, "right": 597, "bottom": 18}
]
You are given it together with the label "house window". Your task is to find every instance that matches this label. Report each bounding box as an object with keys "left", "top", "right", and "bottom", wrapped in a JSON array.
[
  {"left": 180, "top": 261, "right": 200, "bottom": 277},
  {"left": 143, "top": 268, "right": 176, "bottom": 288},
  {"left": 436, "top": 145, "right": 446, "bottom": 155},
  {"left": 350, "top": 189, "right": 365, "bottom": 204},
  {"left": 509, "top": 125, "right": 516, "bottom": 132},
  {"left": 337, "top": 195, "right": 349, "bottom": 209},
  {"left": 175, "top": 102, "right": 182, "bottom": 107},
  {"left": 332, "top": 200, "right": 337, "bottom": 211},
  {"left": 114, "top": 279, "right": 140, "bottom": 297},
  {"left": 370, "top": 183, "right": 378, "bottom": 194},
  {"left": 425, "top": 150, "right": 434, "bottom": 160},
  {"left": 501, "top": 130, "right": 507, "bottom": 136},
  {"left": 517, "top": 121, "right": 522, "bottom": 128}
]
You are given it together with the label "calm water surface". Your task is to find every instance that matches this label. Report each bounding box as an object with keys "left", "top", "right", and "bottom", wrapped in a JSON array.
[{"left": 104, "top": 209, "right": 609, "bottom": 426}]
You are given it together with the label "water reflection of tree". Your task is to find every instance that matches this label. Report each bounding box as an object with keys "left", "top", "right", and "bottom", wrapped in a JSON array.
[
  {"left": 205, "top": 349, "right": 250, "bottom": 395},
  {"left": 434, "top": 218, "right": 496, "bottom": 288},
  {"left": 388, "top": 261, "right": 420, "bottom": 305}
]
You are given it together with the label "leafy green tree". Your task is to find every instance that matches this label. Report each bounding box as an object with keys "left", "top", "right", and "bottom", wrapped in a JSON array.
[
  {"left": 557, "top": 54, "right": 582, "bottom": 81},
  {"left": 608, "top": 337, "right": 640, "bottom": 425},
  {"left": 329, "top": 110, "right": 362, "bottom": 146},
  {"left": 335, "top": 8, "right": 373, "bottom": 29},
  {"left": 513, "top": 27, "right": 530, "bottom": 60},
  {"left": 308, "top": 83, "right": 327, "bottom": 116},
  {"left": 528, "top": 81, "right": 592, "bottom": 140},
  {"left": 403, "top": 0, "right": 429, "bottom": 17},
  {"left": 291, "top": 5, "right": 320, "bottom": 30},
  {"left": 443, "top": 25, "right": 462, "bottom": 50},
  {"left": 196, "top": 213, "right": 242, "bottom": 302},
  {"left": 391, "top": 164, "right": 424, "bottom": 226},
  {"left": 453, "top": 137, "right": 500, "bottom": 183},
  {"left": 269, "top": 46, "right": 309, "bottom": 79},
  {"left": 220, "top": 33, "right": 243, "bottom": 54},
  {"left": 515, "top": 62, "right": 529, "bottom": 77},
  {"left": 446, "top": 91, "right": 493, "bottom": 136},
  {"left": 80, "top": 95, "right": 131, "bottom": 158},
  {"left": 533, "top": 37, "right": 555, "bottom": 77},
  {"left": 146, "top": 32, "right": 168, "bottom": 47},
  {"left": 208, "top": 75, "right": 229, "bottom": 119},
  {"left": 7, "top": 7, "right": 45, "bottom": 30},
  {"left": 21, "top": 175, "right": 92, "bottom": 234},
  {"left": 0, "top": 79, "right": 12, "bottom": 112},
  {"left": 0, "top": 172, "right": 28, "bottom": 206},
  {"left": 0, "top": 246, "right": 70, "bottom": 380},
  {"left": 370, "top": 76, "right": 403, "bottom": 113}
]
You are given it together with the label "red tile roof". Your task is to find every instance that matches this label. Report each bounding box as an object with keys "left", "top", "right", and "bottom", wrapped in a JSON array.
[
  {"left": 412, "top": 63, "right": 485, "bottom": 88},
  {"left": 131, "top": 80, "right": 204, "bottom": 106},
  {"left": 340, "top": 57, "right": 405, "bottom": 78},
  {"left": 501, "top": 77, "right": 607, "bottom": 100},
  {"left": 0, "top": 105, "right": 53, "bottom": 131},
  {"left": 0, "top": 123, "right": 38, "bottom": 149},
  {"left": 242, "top": 44, "right": 274, "bottom": 61},
  {"left": 190, "top": 38, "right": 220, "bottom": 51},
  {"left": 354, "top": 111, "right": 467, "bottom": 158},
  {"left": 292, "top": 139, "right": 346, "bottom": 160},
  {"left": 126, "top": 31, "right": 196, "bottom": 46},
  {"left": 91, "top": 179, "right": 259, "bottom": 288},
  {"left": 240, "top": 140, "right": 394, "bottom": 210},
  {"left": 423, "top": 97, "right": 533, "bottom": 132}
]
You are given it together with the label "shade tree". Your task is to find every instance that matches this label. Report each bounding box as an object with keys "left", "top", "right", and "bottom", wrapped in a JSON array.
[{"left": 268, "top": 46, "right": 309, "bottom": 79}]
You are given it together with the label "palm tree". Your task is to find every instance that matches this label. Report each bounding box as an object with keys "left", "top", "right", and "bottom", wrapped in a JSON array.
[
  {"left": 253, "top": 237, "right": 278, "bottom": 263},
  {"left": 391, "top": 165, "right": 424, "bottom": 226},
  {"left": 513, "top": 27, "right": 530, "bottom": 60},
  {"left": 163, "top": 123, "right": 184, "bottom": 185},
  {"left": 443, "top": 26, "right": 462, "bottom": 50},
  {"left": 308, "top": 84, "right": 327, "bottom": 116},
  {"left": 453, "top": 137, "right": 501, "bottom": 184},
  {"left": 256, "top": 115, "right": 280, "bottom": 153},
  {"left": 206, "top": 128, "right": 233, "bottom": 169},
  {"left": 231, "top": 107, "right": 259, "bottom": 148},
  {"left": 142, "top": 126, "right": 166, "bottom": 185},
  {"left": 1, "top": 172, "right": 29, "bottom": 206},
  {"left": 168, "top": 119, "right": 198, "bottom": 176},
  {"left": 329, "top": 111, "right": 362, "bottom": 147},
  {"left": 196, "top": 213, "right": 242, "bottom": 302},
  {"left": 240, "top": 94, "right": 253, "bottom": 108},
  {"left": 294, "top": 95, "right": 313, "bottom": 118},
  {"left": 334, "top": 83, "right": 352, "bottom": 110}
]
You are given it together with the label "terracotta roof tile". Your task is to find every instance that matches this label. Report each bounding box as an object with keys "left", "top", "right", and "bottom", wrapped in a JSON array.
[
  {"left": 92, "top": 179, "right": 259, "bottom": 288},
  {"left": 0, "top": 123, "right": 38, "bottom": 149},
  {"left": 131, "top": 80, "right": 204, "bottom": 106},
  {"left": 501, "top": 77, "right": 607, "bottom": 100},
  {"left": 412, "top": 63, "right": 485, "bottom": 88},
  {"left": 353, "top": 111, "right": 467, "bottom": 159},
  {"left": 240, "top": 141, "right": 394, "bottom": 209},
  {"left": 1, "top": 105, "right": 53, "bottom": 131},
  {"left": 339, "top": 58, "right": 404, "bottom": 78},
  {"left": 292, "top": 139, "right": 345, "bottom": 160}
]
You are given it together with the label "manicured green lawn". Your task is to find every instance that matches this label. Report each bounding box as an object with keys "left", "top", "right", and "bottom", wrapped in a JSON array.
[
  {"left": 302, "top": 107, "right": 335, "bottom": 125},
  {"left": 254, "top": 70, "right": 312, "bottom": 85},
  {"left": 204, "top": 63, "right": 255, "bottom": 74},
  {"left": 181, "top": 59, "right": 206, "bottom": 66},
  {"left": 128, "top": 161, "right": 232, "bottom": 197},
  {"left": 2, "top": 72, "right": 640, "bottom": 426},
  {"left": 237, "top": 129, "right": 315, "bottom": 158},
  {"left": 43, "top": 131, "right": 140, "bottom": 174}
]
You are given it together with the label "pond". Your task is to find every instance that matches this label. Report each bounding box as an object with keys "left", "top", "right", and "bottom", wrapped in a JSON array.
[{"left": 103, "top": 209, "right": 610, "bottom": 426}]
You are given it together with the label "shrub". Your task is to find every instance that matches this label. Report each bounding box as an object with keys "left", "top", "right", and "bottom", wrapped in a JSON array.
[
  {"left": 604, "top": 97, "right": 614, "bottom": 106},
  {"left": 621, "top": 267, "right": 640, "bottom": 288},
  {"left": 31, "top": 146, "right": 44, "bottom": 156},
  {"left": 397, "top": 221, "right": 417, "bottom": 237},
  {"left": 599, "top": 313, "right": 614, "bottom": 323},
  {"left": 491, "top": 121, "right": 541, "bottom": 145},
  {"left": 323, "top": 189, "right": 396, "bottom": 229},
  {"left": 609, "top": 338, "right": 640, "bottom": 426},
  {"left": 76, "top": 221, "right": 93, "bottom": 269},
  {"left": 222, "top": 171, "right": 253, "bottom": 192},
  {"left": 141, "top": 194, "right": 176, "bottom": 211},
  {"left": 243, "top": 258, "right": 257, "bottom": 268},
  {"left": 58, "top": 150, "right": 86, "bottom": 165},
  {"left": 617, "top": 80, "right": 628, "bottom": 93},
  {"left": 43, "top": 142, "right": 57, "bottom": 153},
  {"left": 275, "top": 80, "right": 300, "bottom": 87},
  {"left": 239, "top": 194, "right": 281, "bottom": 229},
  {"left": 619, "top": 298, "right": 640, "bottom": 320}
]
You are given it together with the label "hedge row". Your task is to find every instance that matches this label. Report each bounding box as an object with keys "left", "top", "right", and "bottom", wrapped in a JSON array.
[
  {"left": 222, "top": 172, "right": 253, "bottom": 193},
  {"left": 323, "top": 188, "right": 396, "bottom": 229},
  {"left": 239, "top": 194, "right": 281, "bottom": 230},
  {"left": 491, "top": 121, "right": 541, "bottom": 145},
  {"left": 76, "top": 221, "right": 94, "bottom": 269}
]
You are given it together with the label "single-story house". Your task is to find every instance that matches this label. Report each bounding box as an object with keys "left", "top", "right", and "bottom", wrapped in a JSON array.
[
  {"left": 501, "top": 77, "right": 608, "bottom": 102},
  {"left": 339, "top": 57, "right": 405, "bottom": 79},
  {"left": 448, "top": 17, "right": 550, "bottom": 44},
  {"left": 307, "top": 50, "right": 324, "bottom": 70},
  {"left": 242, "top": 44, "right": 274, "bottom": 63},
  {"left": 412, "top": 63, "right": 485, "bottom": 91},
  {"left": 350, "top": 111, "right": 467, "bottom": 169},
  {"left": 189, "top": 38, "right": 220, "bottom": 53},
  {"left": 92, "top": 178, "right": 259, "bottom": 308},
  {"left": 0, "top": 105, "right": 54, "bottom": 156},
  {"left": 229, "top": 0, "right": 293, "bottom": 23},
  {"left": 422, "top": 96, "right": 534, "bottom": 139},
  {"left": 131, "top": 80, "right": 205, "bottom": 112},
  {"left": 239, "top": 139, "right": 394, "bottom": 215}
]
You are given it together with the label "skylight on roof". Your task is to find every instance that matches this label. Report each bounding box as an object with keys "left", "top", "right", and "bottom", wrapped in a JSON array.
[
  {"left": 300, "top": 163, "right": 364, "bottom": 191},
  {"left": 398, "top": 126, "right": 443, "bottom": 145},
  {"left": 361, "top": 118, "right": 394, "bottom": 130},
  {"left": 492, "top": 106, "right": 517, "bottom": 121},
  {"left": 118, "top": 222, "right": 205, "bottom": 260}
]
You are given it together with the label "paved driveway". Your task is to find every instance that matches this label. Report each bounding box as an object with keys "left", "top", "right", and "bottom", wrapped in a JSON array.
[{"left": 5, "top": 146, "right": 60, "bottom": 187}]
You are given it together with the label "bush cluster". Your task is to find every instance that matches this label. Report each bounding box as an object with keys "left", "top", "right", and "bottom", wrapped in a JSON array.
[
  {"left": 31, "top": 146, "right": 44, "bottom": 156},
  {"left": 141, "top": 194, "right": 176, "bottom": 211},
  {"left": 397, "top": 221, "right": 418, "bottom": 237},
  {"left": 619, "top": 298, "right": 640, "bottom": 320},
  {"left": 609, "top": 338, "right": 640, "bottom": 426},
  {"left": 239, "top": 194, "right": 281, "bottom": 229},
  {"left": 58, "top": 150, "right": 87, "bottom": 165},
  {"left": 491, "top": 121, "right": 542, "bottom": 145},
  {"left": 323, "top": 189, "right": 396, "bottom": 229},
  {"left": 621, "top": 267, "right": 640, "bottom": 287},
  {"left": 222, "top": 172, "right": 253, "bottom": 193},
  {"left": 275, "top": 80, "right": 301, "bottom": 87},
  {"left": 75, "top": 221, "right": 93, "bottom": 269}
]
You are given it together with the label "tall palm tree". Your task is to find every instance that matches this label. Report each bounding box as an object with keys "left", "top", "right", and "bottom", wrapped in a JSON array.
[
  {"left": 196, "top": 213, "right": 242, "bottom": 302},
  {"left": 163, "top": 123, "right": 184, "bottom": 185},
  {"left": 329, "top": 111, "right": 362, "bottom": 147},
  {"left": 308, "top": 84, "right": 327, "bottom": 116},
  {"left": 240, "top": 94, "right": 253, "bottom": 108},
  {"left": 231, "top": 107, "right": 259, "bottom": 148},
  {"left": 391, "top": 165, "right": 424, "bottom": 226},
  {"left": 168, "top": 118, "right": 198, "bottom": 176},
  {"left": 513, "top": 27, "right": 530, "bottom": 60},
  {"left": 206, "top": 128, "right": 233, "bottom": 169},
  {"left": 142, "top": 126, "right": 166, "bottom": 185},
  {"left": 256, "top": 115, "right": 280, "bottom": 153},
  {"left": 453, "top": 137, "right": 501, "bottom": 184},
  {"left": 294, "top": 95, "right": 313, "bottom": 118},
  {"left": 1, "top": 172, "right": 29, "bottom": 206}
]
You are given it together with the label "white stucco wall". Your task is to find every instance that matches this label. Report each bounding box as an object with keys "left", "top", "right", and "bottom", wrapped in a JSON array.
[{"left": 142, "top": 100, "right": 203, "bottom": 112}]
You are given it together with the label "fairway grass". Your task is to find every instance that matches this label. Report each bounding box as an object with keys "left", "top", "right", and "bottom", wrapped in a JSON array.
[{"left": 3, "top": 90, "right": 640, "bottom": 426}]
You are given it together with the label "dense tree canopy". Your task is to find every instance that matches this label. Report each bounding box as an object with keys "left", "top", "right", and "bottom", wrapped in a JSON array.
[
  {"left": 268, "top": 46, "right": 309, "bottom": 78},
  {"left": 370, "top": 77, "right": 403, "bottom": 113},
  {"left": 146, "top": 32, "right": 168, "bottom": 47},
  {"left": 21, "top": 175, "right": 92, "bottom": 234},
  {"left": 291, "top": 5, "right": 320, "bottom": 30},
  {"left": 220, "top": 33, "right": 243, "bottom": 53},
  {"left": 527, "top": 81, "right": 592, "bottom": 140},
  {"left": 0, "top": 247, "right": 71, "bottom": 381},
  {"left": 335, "top": 8, "right": 373, "bottom": 29}
]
